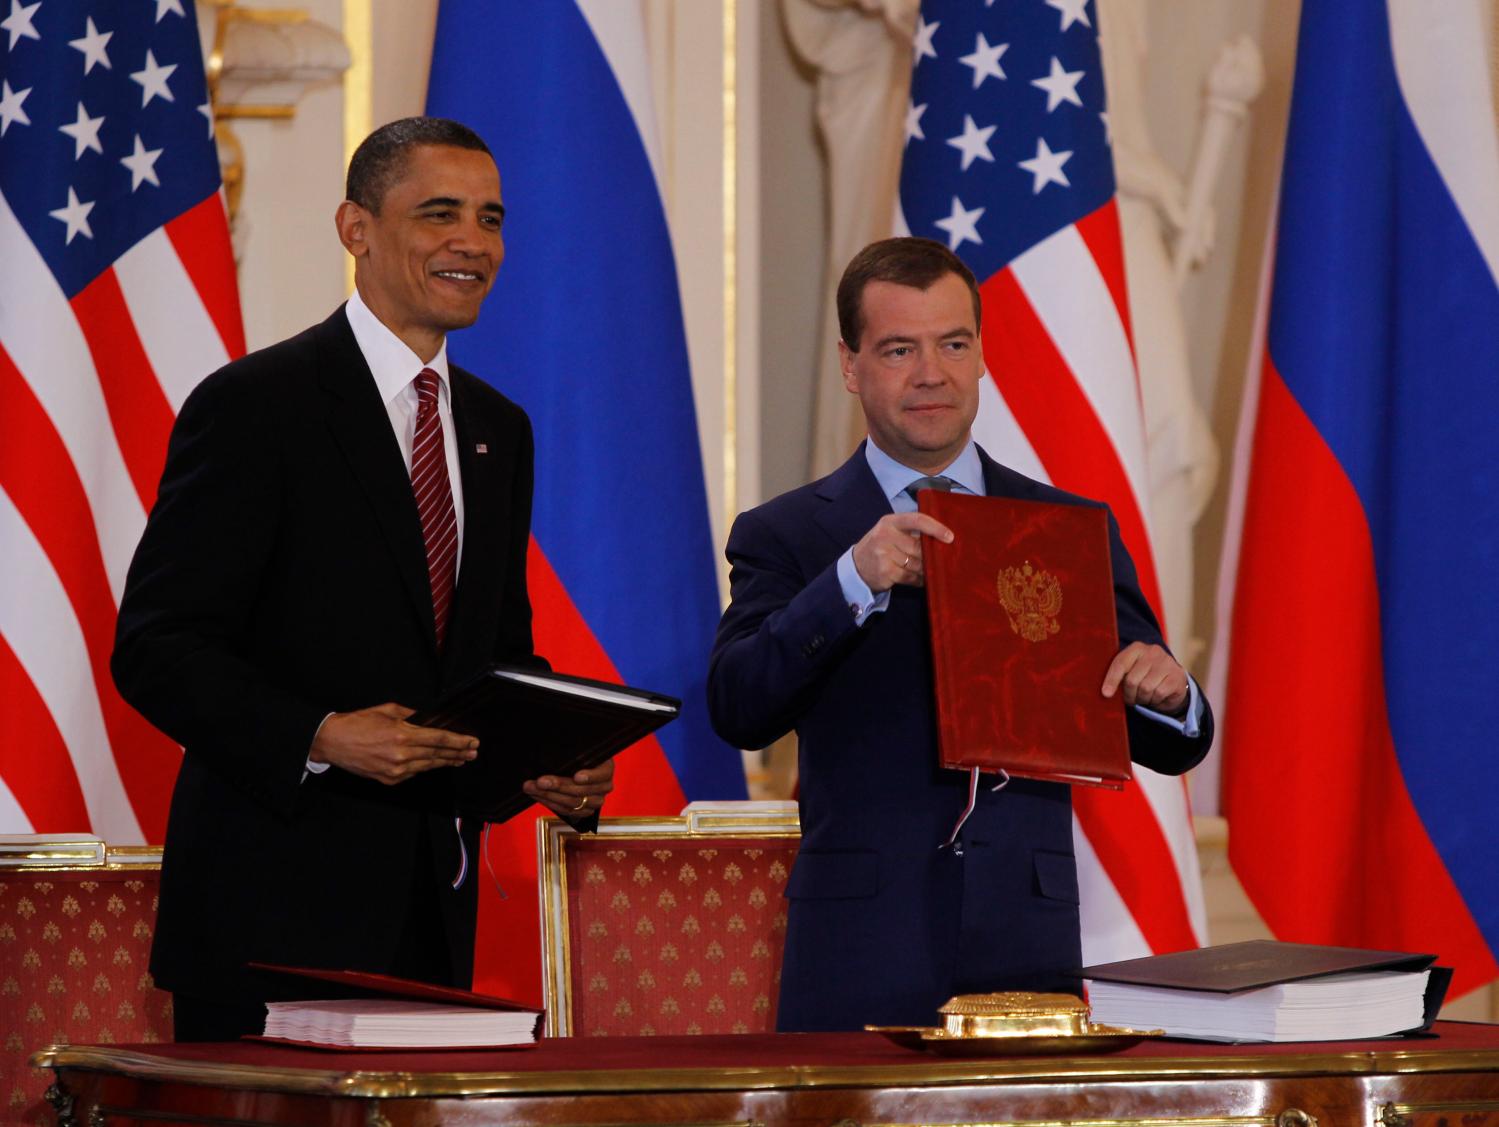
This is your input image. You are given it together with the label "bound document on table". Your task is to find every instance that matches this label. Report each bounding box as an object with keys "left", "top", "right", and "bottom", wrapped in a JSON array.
[
  {"left": 407, "top": 665, "right": 680, "bottom": 823},
  {"left": 1079, "top": 940, "right": 1450, "bottom": 1043},
  {"left": 252, "top": 965, "right": 543, "bottom": 1050},
  {"left": 917, "top": 491, "right": 1129, "bottom": 788}
]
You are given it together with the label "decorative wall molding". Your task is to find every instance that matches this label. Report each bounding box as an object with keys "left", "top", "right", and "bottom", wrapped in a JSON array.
[
  {"left": 209, "top": 5, "right": 349, "bottom": 118},
  {"left": 195, "top": 1, "right": 350, "bottom": 229}
]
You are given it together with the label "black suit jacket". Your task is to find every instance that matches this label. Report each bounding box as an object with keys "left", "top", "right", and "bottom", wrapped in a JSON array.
[
  {"left": 707, "top": 444, "right": 1213, "bottom": 1032},
  {"left": 113, "top": 307, "right": 538, "bottom": 1002}
]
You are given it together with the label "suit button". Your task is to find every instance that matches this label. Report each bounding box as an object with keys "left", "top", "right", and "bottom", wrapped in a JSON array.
[{"left": 802, "top": 634, "right": 825, "bottom": 658}]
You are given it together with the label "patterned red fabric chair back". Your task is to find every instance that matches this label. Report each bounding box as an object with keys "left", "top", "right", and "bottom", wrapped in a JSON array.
[
  {"left": 1, "top": 837, "right": 169, "bottom": 1124},
  {"left": 538, "top": 804, "right": 800, "bottom": 1037}
]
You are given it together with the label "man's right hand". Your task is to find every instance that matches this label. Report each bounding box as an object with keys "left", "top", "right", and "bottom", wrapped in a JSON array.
[
  {"left": 309, "top": 702, "right": 478, "bottom": 785},
  {"left": 851, "top": 511, "right": 955, "bottom": 594}
]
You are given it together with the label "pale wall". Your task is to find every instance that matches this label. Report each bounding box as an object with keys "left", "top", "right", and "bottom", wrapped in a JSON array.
[{"left": 227, "top": 0, "right": 346, "bottom": 355}]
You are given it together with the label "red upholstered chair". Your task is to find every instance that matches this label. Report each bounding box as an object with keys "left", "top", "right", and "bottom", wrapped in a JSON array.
[
  {"left": 537, "top": 802, "right": 800, "bottom": 1037},
  {"left": 0, "top": 836, "right": 170, "bottom": 1124}
]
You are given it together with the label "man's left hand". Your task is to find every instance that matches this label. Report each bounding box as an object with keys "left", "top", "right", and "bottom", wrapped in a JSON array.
[
  {"left": 1101, "top": 642, "right": 1189, "bottom": 716},
  {"left": 523, "top": 758, "right": 616, "bottom": 820}
]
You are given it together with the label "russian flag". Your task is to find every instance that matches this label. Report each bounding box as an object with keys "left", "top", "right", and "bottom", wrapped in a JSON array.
[
  {"left": 1217, "top": 0, "right": 1499, "bottom": 997},
  {"left": 427, "top": 1, "right": 746, "bottom": 1002}
]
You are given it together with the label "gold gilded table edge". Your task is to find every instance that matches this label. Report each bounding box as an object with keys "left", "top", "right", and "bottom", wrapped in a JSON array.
[
  {"left": 31, "top": 1043, "right": 1499, "bottom": 1100},
  {"left": 1388, "top": 1098, "right": 1499, "bottom": 1113}
]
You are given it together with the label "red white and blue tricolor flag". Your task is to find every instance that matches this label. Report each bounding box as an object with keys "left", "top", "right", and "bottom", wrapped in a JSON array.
[
  {"left": 898, "top": 0, "right": 1204, "bottom": 963},
  {"left": 1217, "top": 0, "right": 1499, "bottom": 997},
  {"left": 426, "top": 0, "right": 746, "bottom": 1000},
  {"left": 0, "top": 0, "right": 242, "bottom": 840}
]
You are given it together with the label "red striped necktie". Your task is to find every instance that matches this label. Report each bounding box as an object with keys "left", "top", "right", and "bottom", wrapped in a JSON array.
[{"left": 411, "top": 368, "right": 458, "bottom": 650}]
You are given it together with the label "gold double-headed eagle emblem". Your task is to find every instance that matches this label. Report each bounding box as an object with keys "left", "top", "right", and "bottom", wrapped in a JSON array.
[{"left": 996, "top": 561, "right": 1062, "bottom": 642}]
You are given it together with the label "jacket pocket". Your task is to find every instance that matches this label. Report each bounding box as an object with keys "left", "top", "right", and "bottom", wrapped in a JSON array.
[
  {"left": 1033, "top": 849, "right": 1080, "bottom": 904},
  {"left": 785, "top": 849, "right": 878, "bottom": 900}
]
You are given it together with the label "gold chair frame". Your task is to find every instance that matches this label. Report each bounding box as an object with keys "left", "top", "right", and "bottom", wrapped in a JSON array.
[
  {"left": 0, "top": 834, "right": 162, "bottom": 871},
  {"left": 536, "top": 802, "right": 800, "bottom": 1037}
]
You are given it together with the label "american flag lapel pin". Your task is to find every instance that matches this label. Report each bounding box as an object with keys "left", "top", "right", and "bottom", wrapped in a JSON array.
[{"left": 475, "top": 443, "right": 488, "bottom": 454}]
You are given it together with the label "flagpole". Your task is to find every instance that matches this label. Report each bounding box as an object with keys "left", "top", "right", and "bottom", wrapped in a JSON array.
[
  {"left": 720, "top": 0, "right": 738, "bottom": 607},
  {"left": 341, "top": 0, "right": 372, "bottom": 296}
]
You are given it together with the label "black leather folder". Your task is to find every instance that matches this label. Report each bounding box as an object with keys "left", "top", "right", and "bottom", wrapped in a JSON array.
[{"left": 406, "top": 664, "right": 680, "bottom": 823}]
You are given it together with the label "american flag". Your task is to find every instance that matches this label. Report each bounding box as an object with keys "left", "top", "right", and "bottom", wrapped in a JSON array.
[
  {"left": 0, "top": 0, "right": 242, "bottom": 841},
  {"left": 898, "top": 0, "right": 1205, "bottom": 961}
]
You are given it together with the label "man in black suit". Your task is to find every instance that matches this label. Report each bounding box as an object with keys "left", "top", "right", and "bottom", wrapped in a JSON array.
[
  {"left": 708, "top": 238, "right": 1212, "bottom": 1032},
  {"left": 112, "top": 117, "right": 612, "bottom": 1042}
]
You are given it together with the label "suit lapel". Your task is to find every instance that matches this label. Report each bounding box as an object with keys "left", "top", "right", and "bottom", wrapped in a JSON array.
[
  {"left": 978, "top": 444, "right": 1045, "bottom": 501},
  {"left": 314, "top": 308, "right": 439, "bottom": 653},
  {"left": 813, "top": 442, "right": 893, "bottom": 554},
  {"left": 441, "top": 373, "right": 509, "bottom": 679}
]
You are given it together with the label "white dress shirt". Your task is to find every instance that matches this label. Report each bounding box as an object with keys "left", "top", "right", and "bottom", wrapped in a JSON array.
[
  {"left": 344, "top": 287, "right": 465, "bottom": 570},
  {"left": 307, "top": 293, "right": 469, "bottom": 775}
]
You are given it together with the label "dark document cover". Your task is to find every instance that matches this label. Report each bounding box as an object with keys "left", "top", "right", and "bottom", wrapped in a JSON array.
[
  {"left": 918, "top": 491, "right": 1129, "bottom": 788},
  {"left": 1075, "top": 941, "right": 1450, "bottom": 1042},
  {"left": 406, "top": 665, "right": 680, "bottom": 823},
  {"left": 1077, "top": 939, "right": 1437, "bottom": 992}
]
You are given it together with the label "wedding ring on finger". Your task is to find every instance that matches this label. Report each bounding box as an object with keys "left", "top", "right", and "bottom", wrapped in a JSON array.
[
  {"left": 571, "top": 795, "right": 589, "bottom": 812},
  {"left": 901, "top": 554, "right": 912, "bottom": 569}
]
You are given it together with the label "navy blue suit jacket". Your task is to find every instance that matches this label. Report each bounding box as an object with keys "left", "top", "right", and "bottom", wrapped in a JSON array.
[{"left": 707, "top": 444, "right": 1212, "bottom": 1032}]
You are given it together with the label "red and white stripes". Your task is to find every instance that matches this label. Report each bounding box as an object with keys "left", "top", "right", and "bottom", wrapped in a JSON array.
[
  {"left": 0, "top": 190, "right": 242, "bottom": 842},
  {"left": 971, "top": 200, "right": 1205, "bottom": 963},
  {"left": 411, "top": 368, "right": 458, "bottom": 650}
]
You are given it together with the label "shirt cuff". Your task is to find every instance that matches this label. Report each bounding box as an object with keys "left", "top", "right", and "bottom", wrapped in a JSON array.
[
  {"left": 1132, "top": 675, "right": 1203, "bottom": 738},
  {"left": 836, "top": 548, "right": 890, "bottom": 626},
  {"left": 304, "top": 713, "right": 335, "bottom": 779}
]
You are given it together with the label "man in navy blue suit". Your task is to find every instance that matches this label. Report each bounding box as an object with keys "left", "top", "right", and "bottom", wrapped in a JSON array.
[{"left": 707, "top": 237, "right": 1213, "bottom": 1033}]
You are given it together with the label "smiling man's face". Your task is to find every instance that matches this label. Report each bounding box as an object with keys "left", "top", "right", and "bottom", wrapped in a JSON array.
[
  {"left": 337, "top": 143, "right": 504, "bottom": 362},
  {"left": 839, "top": 271, "right": 984, "bottom": 474}
]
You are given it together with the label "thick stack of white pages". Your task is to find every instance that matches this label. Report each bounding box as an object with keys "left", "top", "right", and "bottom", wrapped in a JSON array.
[
  {"left": 1088, "top": 969, "right": 1432, "bottom": 1043},
  {"left": 263, "top": 998, "right": 539, "bottom": 1049}
]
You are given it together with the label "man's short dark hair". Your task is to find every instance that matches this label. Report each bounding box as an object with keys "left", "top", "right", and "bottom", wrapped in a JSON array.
[
  {"left": 836, "top": 237, "right": 983, "bottom": 351},
  {"left": 345, "top": 117, "right": 492, "bottom": 214}
]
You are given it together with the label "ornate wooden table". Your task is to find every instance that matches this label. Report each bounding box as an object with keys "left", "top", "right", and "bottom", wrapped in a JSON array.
[{"left": 31, "top": 1021, "right": 1499, "bottom": 1126}]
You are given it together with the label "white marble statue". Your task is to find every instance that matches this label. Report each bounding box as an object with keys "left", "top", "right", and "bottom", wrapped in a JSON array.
[
  {"left": 1099, "top": 0, "right": 1261, "bottom": 666},
  {"left": 1175, "top": 34, "right": 1266, "bottom": 287}
]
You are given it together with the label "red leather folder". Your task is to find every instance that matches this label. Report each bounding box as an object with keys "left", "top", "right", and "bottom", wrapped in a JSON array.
[{"left": 918, "top": 491, "right": 1130, "bottom": 788}]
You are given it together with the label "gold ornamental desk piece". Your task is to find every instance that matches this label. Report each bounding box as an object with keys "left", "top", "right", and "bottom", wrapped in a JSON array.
[
  {"left": 935, "top": 995, "right": 1091, "bottom": 1037},
  {"left": 943, "top": 992, "right": 1098, "bottom": 1036},
  {"left": 867, "top": 991, "right": 1161, "bottom": 1055},
  {"left": 29, "top": 1021, "right": 1499, "bottom": 1127}
]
